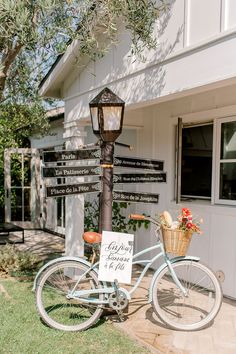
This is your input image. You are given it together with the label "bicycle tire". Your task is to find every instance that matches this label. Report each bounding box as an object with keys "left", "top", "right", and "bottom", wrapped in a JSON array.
[
  {"left": 35, "top": 260, "right": 104, "bottom": 331},
  {"left": 152, "top": 260, "right": 222, "bottom": 331}
]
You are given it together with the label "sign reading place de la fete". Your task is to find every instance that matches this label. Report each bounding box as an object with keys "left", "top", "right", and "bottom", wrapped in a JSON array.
[
  {"left": 113, "top": 191, "right": 159, "bottom": 204},
  {"left": 43, "top": 166, "right": 100, "bottom": 178},
  {"left": 46, "top": 181, "right": 101, "bottom": 197},
  {"left": 113, "top": 172, "right": 166, "bottom": 184},
  {"left": 114, "top": 156, "right": 164, "bottom": 171},
  {"left": 43, "top": 148, "right": 100, "bottom": 163}
]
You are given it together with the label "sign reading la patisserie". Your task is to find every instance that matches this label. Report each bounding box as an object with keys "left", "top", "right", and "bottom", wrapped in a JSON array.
[{"left": 43, "top": 166, "right": 100, "bottom": 178}]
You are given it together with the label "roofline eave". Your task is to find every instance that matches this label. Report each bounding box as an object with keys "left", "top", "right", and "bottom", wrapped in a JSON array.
[{"left": 39, "top": 40, "right": 81, "bottom": 98}]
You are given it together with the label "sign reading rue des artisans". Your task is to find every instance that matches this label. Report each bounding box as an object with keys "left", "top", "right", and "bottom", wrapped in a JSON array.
[
  {"left": 114, "top": 156, "right": 164, "bottom": 171},
  {"left": 43, "top": 166, "right": 100, "bottom": 178},
  {"left": 43, "top": 148, "right": 100, "bottom": 162},
  {"left": 46, "top": 181, "right": 101, "bottom": 197}
]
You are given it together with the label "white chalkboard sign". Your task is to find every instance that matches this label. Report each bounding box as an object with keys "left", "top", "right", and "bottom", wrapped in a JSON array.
[{"left": 98, "top": 231, "right": 134, "bottom": 284}]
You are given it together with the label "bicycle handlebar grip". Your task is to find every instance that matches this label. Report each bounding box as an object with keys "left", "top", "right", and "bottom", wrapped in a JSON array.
[{"left": 129, "top": 214, "right": 146, "bottom": 220}]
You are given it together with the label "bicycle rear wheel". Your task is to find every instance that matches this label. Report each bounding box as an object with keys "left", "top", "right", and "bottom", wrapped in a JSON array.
[
  {"left": 152, "top": 260, "right": 222, "bottom": 331},
  {"left": 35, "top": 260, "right": 104, "bottom": 331}
]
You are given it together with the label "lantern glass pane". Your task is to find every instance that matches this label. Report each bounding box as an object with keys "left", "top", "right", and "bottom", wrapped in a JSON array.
[
  {"left": 102, "top": 106, "right": 122, "bottom": 131},
  {"left": 90, "top": 107, "right": 99, "bottom": 131}
]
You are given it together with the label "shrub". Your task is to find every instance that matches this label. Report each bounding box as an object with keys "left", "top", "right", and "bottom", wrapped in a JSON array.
[{"left": 0, "top": 244, "right": 40, "bottom": 275}]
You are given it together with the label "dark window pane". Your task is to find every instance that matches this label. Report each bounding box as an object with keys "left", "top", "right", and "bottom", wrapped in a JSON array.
[
  {"left": 10, "top": 188, "right": 22, "bottom": 221},
  {"left": 24, "top": 189, "right": 31, "bottom": 221},
  {"left": 181, "top": 125, "right": 213, "bottom": 198},
  {"left": 23, "top": 155, "right": 31, "bottom": 186},
  {"left": 220, "top": 163, "right": 236, "bottom": 200},
  {"left": 57, "top": 197, "right": 65, "bottom": 227},
  {"left": 11, "top": 155, "right": 22, "bottom": 187}
]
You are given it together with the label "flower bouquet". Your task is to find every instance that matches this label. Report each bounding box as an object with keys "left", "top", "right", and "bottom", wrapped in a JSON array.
[{"left": 158, "top": 208, "right": 202, "bottom": 256}]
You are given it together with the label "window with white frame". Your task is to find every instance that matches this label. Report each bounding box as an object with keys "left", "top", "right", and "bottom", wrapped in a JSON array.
[
  {"left": 177, "top": 117, "right": 236, "bottom": 205},
  {"left": 215, "top": 117, "right": 236, "bottom": 204}
]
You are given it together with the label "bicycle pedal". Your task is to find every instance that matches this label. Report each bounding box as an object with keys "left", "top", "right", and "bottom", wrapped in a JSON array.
[{"left": 116, "top": 310, "right": 125, "bottom": 322}]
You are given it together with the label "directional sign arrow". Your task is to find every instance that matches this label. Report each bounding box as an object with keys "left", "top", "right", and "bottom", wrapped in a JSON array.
[
  {"left": 46, "top": 182, "right": 101, "bottom": 198},
  {"left": 43, "top": 166, "right": 100, "bottom": 178},
  {"left": 43, "top": 148, "right": 100, "bottom": 162},
  {"left": 113, "top": 191, "right": 159, "bottom": 204},
  {"left": 113, "top": 173, "right": 166, "bottom": 184},
  {"left": 114, "top": 156, "right": 164, "bottom": 171}
]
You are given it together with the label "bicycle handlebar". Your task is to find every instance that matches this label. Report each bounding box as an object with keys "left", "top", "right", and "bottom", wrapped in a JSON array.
[
  {"left": 129, "top": 214, "right": 146, "bottom": 220},
  {"left": 129, "top": 214, "right": 161, "bottom": 227}
]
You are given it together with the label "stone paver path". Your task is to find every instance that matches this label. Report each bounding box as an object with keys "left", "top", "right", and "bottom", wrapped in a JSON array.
[{"left": 116, "top": 270, "right": 236, "bottom": 354}]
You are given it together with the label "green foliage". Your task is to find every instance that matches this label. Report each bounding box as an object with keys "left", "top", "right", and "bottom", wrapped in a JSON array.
[
  {"left": 84, "top": 199, "right": 149, "bottom": 233},
  {"left": 0, "top": 0, "right": 167, "bottom": 215},
  {"left": 0, "top": 244, "right": 40, "bottom": 275},
  {"left": 0, "top": 102, "right": 49, "bottom": 212},
  {"left": 0, "top": 0, "right": 167, "bottom": 101}
]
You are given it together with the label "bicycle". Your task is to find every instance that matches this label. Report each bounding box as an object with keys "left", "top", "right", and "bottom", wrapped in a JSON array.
[{"left": 33, "top": 214, "right": 222, "bottom": 332}]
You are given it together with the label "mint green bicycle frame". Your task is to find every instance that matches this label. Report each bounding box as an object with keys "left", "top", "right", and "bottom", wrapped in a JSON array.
[{"left": 33, "top": 235, "right": 200, "bottom": 305}]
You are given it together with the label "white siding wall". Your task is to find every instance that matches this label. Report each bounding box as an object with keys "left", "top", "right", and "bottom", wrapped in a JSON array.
[
  {"left": 62, "top": 0, "right": 236, "bottom": 123},
  {"left": 186, "top": 0, "right": 221, "bottom": 45},
  {"left": 59, "top": 0, "right": 236, "bottom": 297},
  {"left": 127, "top": 85, "right": 236, "bottom": 298},
  {"left": 223, "top": 0, "right": 236, "bottom": 30}
]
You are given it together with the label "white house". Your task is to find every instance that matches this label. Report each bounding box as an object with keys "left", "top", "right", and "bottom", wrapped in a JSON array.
[{"left": 38, "top": 0, "right": 236, "bottom": 298}]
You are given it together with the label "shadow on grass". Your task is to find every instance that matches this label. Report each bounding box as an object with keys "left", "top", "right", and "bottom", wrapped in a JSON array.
[{"left": 38, "top": 312, "right": 106, "bottom": 331}]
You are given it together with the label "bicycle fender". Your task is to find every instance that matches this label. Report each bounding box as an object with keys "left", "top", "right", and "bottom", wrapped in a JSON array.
[
  {"left": 32, "top": 256, "right": 98, "bottom": 291},
  {"left": 148, "top": 255, "right": 200, "bottom": 303}
]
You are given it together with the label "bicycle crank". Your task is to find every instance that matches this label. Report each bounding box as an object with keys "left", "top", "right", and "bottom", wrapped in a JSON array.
[{"left": 108, "top": 290, "right": 129, "bottom": 311}]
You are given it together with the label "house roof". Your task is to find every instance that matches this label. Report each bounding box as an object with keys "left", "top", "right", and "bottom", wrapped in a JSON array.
[{"left": 39, "top": 40, "right": 83, "bottom": 99}]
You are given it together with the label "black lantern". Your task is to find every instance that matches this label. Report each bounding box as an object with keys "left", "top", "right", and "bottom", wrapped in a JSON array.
[{"left": 89, "top": 87, "right": 125, "bottom": 142}]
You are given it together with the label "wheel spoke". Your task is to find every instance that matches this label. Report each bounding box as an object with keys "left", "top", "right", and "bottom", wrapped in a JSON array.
[
  {"left": 152, "top": 261, "right": 222, "bottom": 331},
  {"left": 36, "top": 261, "right": 103, "bottom": 331}
]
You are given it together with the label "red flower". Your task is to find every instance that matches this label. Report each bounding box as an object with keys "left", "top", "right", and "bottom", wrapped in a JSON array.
[
  {"left": 186, "top": 222, "right": 193, "bottom": 229},
  {"left": 182, "top": 208, "right": 191, "bottom": 217}
]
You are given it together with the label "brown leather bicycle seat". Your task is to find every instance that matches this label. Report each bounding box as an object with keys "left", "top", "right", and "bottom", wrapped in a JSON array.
[{"left": 83, "top": 231, "right": 102, "bottom": 244}]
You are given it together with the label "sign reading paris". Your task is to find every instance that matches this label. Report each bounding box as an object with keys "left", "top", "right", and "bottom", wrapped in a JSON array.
[{"left": 43, "top": 148, "right": 100, "bottom": 162}]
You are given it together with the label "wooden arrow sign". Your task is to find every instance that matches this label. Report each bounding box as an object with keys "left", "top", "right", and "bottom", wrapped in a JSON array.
[
  {"left": 43, "top": 148, "right": 100, "bottom": 162},
  {"left": 113, "top": 173, "right": 166, "bottom": 184},
  {"left": 46, "top": 182, "right": 101, "bottom": 197},
  {"left": 114, "top": 156, "right": 164, "bottom": 171},
  {"left": 43, "top": 166, "right": 100, "bottom": 178},
  {"left": 113, "top": 191, "right": 159, "bottom": 204}
]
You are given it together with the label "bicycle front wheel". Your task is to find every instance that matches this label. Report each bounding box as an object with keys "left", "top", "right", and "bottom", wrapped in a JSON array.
[
  {"left": 152, "top": 260, "right": 222, "bottom": 331},
  {"left": 35, "top": 260, "right": 104, "bottom": 331}
]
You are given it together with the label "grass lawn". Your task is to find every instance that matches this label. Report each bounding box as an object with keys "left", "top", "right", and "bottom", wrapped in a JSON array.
[{"left": 0, "top": 277, "right": 150, "bottom": 354}]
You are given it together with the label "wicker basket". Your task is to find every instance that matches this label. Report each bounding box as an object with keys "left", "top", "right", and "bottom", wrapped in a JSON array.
[{"left": 161, "top": 227, "right": 192, "bottom": 256}]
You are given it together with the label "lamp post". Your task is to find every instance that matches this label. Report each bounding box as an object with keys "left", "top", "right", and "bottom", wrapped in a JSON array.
[{"left": 89, "top": 87, "right": 125, "bottom": 232}]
